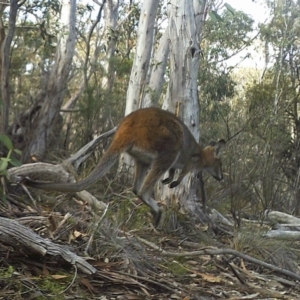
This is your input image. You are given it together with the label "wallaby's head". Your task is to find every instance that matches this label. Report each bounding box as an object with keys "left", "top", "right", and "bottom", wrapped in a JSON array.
[{"left": 202, "top": 139, "right": 226, "bottom": 181}]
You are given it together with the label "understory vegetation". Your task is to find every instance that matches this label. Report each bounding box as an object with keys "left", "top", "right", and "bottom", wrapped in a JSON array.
[{"left": 1, "top": 0, "right": 300, "bottom": 299}]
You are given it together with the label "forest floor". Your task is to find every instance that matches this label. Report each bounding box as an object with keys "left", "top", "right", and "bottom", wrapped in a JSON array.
[{"left": 1, "top": 183, "right": 300, "bottom": 300}]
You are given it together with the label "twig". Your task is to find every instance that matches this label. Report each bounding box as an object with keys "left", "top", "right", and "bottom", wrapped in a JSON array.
[
  {"left": 21, "top": 183, "right": 39, "bottom": 212},
  {"left": 84, "top": 204, "right": 109, "bottom": 255},
  {"left": 53, "top": 212, "right": 72, "bottom": 235},
  {"left": 116, "top": 270, "right": 189, "bottom": 295}
]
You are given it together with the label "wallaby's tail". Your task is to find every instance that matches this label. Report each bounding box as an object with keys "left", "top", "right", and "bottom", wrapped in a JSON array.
[{"left": 23, "top": 151, "right": 119, "bottom": 192}]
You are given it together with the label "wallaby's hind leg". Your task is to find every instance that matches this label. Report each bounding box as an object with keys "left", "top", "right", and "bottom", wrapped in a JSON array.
[
  {"left": 132, "top": 161, "right": 149, "bottom": 195},
  {"left": 137, "top": 155, "right": 177, "bottom": 227}
]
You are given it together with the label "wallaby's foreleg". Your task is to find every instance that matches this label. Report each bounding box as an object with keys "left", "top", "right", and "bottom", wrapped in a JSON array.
[
  {"left": 161, "top": 168, "right": 175, "bottom": 185},
  {"left": 168, "top": 163, "right": 192, "bottom": 188}
]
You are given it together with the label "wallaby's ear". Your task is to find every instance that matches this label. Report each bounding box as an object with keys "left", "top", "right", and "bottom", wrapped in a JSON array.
[
  {"left": 209, "top": 139, "right": 226, "bottom": 157},
  {"left": 213, "top": 139, "right": 226, "bottom": 156}
]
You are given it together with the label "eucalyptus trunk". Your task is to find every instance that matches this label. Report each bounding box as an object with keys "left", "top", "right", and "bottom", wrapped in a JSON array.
[
  {"left": 22, "top": 0, "right": 77, "bottom": 162},
  {"left": 124, "top": 0, "right": 159, "bottom": 115},
  {"left": 101, "top": 0, "right": 120, "bottom": 92},
  {"left": 121, "top": 0, "right": 159, "bottom": 169},
  {"left": 161, "top": 0, "right": 208, "bottom": 223},
  {"left": 0, "top": 0, "right": 19, "bottom": 135},
  {"left": 143, "top": 28, "right": 170, "bottom": 107}
]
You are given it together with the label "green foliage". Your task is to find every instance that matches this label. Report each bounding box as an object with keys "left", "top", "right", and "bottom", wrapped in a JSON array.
[
  {"left": 200, "top": 0, "right": 300, "bottom": 220},
  {"left": 199, "top": 5, "right": 254, "bottom": 109},
  {"left": 0, "top": 135, "right": 22, "bottom": 177},
  {"left": 0, "top": 265, "right": 14, "bottom": 278},
  {"left": 163, "top": 260, "right": 189, "bottom": 276},
  {"left": 206, "top": 8, "right": 254, "bottom": 54},
  {"left": 199, "top": 70, "right": 236, "bottom": 102},
  {"left": 39, "top": 276, "right": 68, "bottom": 297}
]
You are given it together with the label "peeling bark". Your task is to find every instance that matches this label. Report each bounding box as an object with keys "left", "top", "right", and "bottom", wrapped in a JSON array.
[
  {"left": 121, "top": 1, "right": 159, "bottom": 169},
  {"left": 124, "top": 0, "right": 159, "bottom": 115},
  {"left": 22, "top": 0, "right": 77, "bottom": 162},
  {"left": 161, "top": 0, "right": 208, "bottom": 224},
  {"left": 0, "top": 217, "right": 96, "bottom": 274},
  {"left": 143, "top": 27, "right": 170, "bottom": 107}
]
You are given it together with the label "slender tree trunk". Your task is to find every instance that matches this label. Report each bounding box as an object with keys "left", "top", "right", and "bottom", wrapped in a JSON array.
[
  {"left": 120, "top": 0, "right": 159, "bottom": 170},
  {"left": 143, "top": 28, "right": 170, "bottom": 107},
  {"left": 101, "top": 0, "right": 120, "bottom": 92},
  {"left": 22, "top": 0, "right": 77, "bottom": 162},
  {"left": 161, "top": 0, "right": 208, "bottom": 223},
  {"left": 124, "top": 0, "right": 159, "bottom": 115},
  {"left": 0, "top": 0, "right": 18, "bottom": 135}
]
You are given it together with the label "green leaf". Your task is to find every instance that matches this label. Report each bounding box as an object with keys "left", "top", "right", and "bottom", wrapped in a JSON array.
[
  {"left": 224, "top": 3, "right": 236, "bottom": 15},
  {"left": 0, "top": 135, "right": 13, "bottom": 150},
  {"left": 13, "top": 149, "right": 22, "bottom": 156},
  {"left": 1, "top": 157, "right": 10, "bottom": 162},
  {"left": 0, "top": 169, "right": 7, "bottom": 177},
  {"left": 209, "top": 11, "right": 223, "bottom": 22},
  {"left": 0, "top": 160, "right": 8, "bottom": 171},
  {"left": 9, "top": 157, "right": 22, "bottom": 167}
]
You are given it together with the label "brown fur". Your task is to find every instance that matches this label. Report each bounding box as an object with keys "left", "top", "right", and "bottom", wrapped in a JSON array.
[{"left": 23, "top": 107, "right": 226, "bottom": 226}]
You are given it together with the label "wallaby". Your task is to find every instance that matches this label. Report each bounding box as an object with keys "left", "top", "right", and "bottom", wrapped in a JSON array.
[{"left": 23, "top": 107, "right": 226, "bottom": 226}]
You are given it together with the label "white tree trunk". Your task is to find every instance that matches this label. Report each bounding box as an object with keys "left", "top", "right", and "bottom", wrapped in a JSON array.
[
  {"left": 121, "top": 1, "right": 159, "bottom": 169},
  {"left": 124, "top": 0, "right": 159, "bottom": 116},
  {"left": 143, "top": 27, "right": 170, "bottom": 107},
  {"left": 24, "top": 0, "right": 77, "bottom": 161},
  {"left": 101, "top": 0, "right": 120, "bottom": 92},
  {"left": 160, "top": 0, "right": 208, "bottom": 222}
]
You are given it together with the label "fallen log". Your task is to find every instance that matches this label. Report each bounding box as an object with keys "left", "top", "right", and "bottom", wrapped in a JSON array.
[
  {"left": 266, "top": 211, "right": 300, "bottom": 224},
  {"left": 7, "top": 128, "right": 117, "bottom": 210},
  {"left": 264, "top": 230, "right": 300, "bottom": 240},
  {"left": 0, "top": 217, "right": 96, "bottom": 275}
]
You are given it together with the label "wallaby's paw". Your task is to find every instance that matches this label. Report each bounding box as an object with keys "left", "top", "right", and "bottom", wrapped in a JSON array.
[
  {"left": 161, "top": 178, "right": 172, "bottom": 185},
  {"left": 169, "top": 180, "right": 179, "bottom": 188}
]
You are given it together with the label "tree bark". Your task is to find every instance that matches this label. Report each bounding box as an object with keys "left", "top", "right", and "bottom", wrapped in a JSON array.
[
  {"left": 143, "top": 27, "right": 170, "bottom": 107},
  {"left": 267, "top": 211, "right": 300, "bottom": 224},
  {"left": 63, "top": 1, "right": 105, "bottom": 112},
  {"left": 101, "top": 0, "right": 120, "bottom": 92},
  {"left": 120, "top": 0, "right": 159, "bottom": 169},
  {"left": 0, "top": 217, "right": 96, "bottom": 274},
  {"left": 160, "top": 0, "right": 208, "bottom": 223},
  {"left": 124, "top": 0, "right": 159, "bottom": 115},
  {"left": 22, "top": 0, "right": 77, "bottom": 162},
  {"left": 0, "top": 0, "right": 19, "bottom": 135}
]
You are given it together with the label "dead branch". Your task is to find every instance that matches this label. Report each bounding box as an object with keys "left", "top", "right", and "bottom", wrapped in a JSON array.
[
  {"left": 7, "top": 127, "right": 116, "bottom": 210},
  {"left": 65, "top": 127, "right": 117, "bottom": 169},
  {"left": 0, "top": 216, "right": 96, "bottom": 275},
  {"left": 8, "top": 162, "right": 73, "bottom": 183},
  {"left": 84, "top": 203, "right": 109, "bottom": 255},
  {"left": 136, "top": 236, "right": 300, "bottom": 282},
  {"left": 264, "top": 230, "right": 300, "bottom": 239},
  {"left": 266, "top": 211, "right": 300, "bottom": 224},
  {"left": 209, "top": 208, "right": 234, "bottom": 227}
]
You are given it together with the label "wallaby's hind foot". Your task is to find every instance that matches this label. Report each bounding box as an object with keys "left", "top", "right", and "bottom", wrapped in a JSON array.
[{"left": 151, "top": 208, "right": 162, "bottom": 228}]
